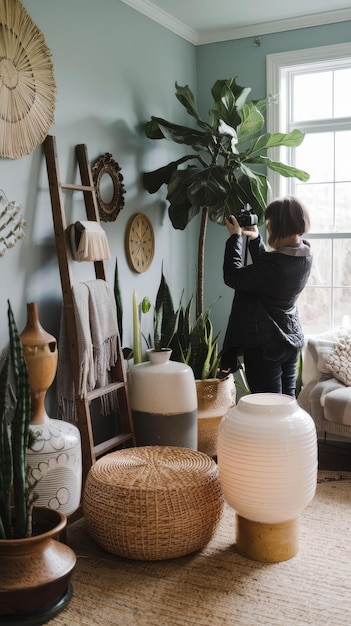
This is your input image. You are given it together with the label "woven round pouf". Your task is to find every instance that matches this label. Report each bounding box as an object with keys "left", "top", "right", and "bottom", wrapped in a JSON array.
[{"left": 82, "top": 446, "right": 224, "bottom": 560}]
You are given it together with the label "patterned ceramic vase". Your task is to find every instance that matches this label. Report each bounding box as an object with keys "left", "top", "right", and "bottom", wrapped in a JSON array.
[{"left": 21, "top": 302, "right": 82, "bottom": 516}]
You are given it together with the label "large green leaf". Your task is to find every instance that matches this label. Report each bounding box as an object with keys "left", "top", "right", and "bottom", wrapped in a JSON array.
[
  {"left": 174, "top": 82, "right": 205, "bottom": 127},
  {"left": 248, "top": 129, "right": 306, "bottom": 158},
  {"left": 237, "top": 103, "right": 265, "bottom": 144},
  {"left": 209, "top": 87, "right": 241, "bottom": 129},
  {"left": 255, "top": 156, "right": 310, "bottom": 181},
  {"left": 167, "top": 171, "right": 200, "bottom": 229},
  {"left": 146, "top": 117, "right": 213, "bottom": 152},
  {"left": 143, "top": 156, "right": 197, "bottom": 194},
  {"left": 186, "top": 166, "right": 230, "bottom": 209}
]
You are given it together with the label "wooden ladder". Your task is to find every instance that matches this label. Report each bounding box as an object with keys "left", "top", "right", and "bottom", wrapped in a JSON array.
[{"left": 44, "top": 134, "right": 136, "bottom": 486}]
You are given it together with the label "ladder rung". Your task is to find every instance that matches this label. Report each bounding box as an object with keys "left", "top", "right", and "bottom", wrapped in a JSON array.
[
  {"left": 87, "top": 381, "right": 126, "bottom": 401},
  {"left": 94, "top": 433, "right": 134, "bottom": 457},
  {"left": 60, "top": 182, "right": 94, "bottom": 192}
]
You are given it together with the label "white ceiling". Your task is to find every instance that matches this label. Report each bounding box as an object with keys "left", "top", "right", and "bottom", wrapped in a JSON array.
[{"left": 120, "top": 0, "right": 351, "bottom": 44}]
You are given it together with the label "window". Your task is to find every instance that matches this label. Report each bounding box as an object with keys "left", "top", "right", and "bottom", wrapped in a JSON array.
[{"left": 267, "top": 44, "right": 351, "bottom": 335}]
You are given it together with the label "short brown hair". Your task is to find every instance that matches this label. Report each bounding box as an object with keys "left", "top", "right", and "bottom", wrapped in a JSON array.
[{"left": 265, "top": 196, "right": 310, "bottom": 248}]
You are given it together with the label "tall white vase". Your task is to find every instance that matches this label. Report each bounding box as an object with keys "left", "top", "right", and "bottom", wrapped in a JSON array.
[
  {"left": 217, "top": 393, "right": 318, "bottom": 562},
  {"left": 128, "top": 349, "right": 198, "bottom": 449}
]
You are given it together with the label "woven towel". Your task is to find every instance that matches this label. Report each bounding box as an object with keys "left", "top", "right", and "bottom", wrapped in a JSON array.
[
  {"left": 68, "top": 221, "right": 111, "bottom": 261},
  {"left": 57, "top": 279, "right": 119, "bottom": 423}
]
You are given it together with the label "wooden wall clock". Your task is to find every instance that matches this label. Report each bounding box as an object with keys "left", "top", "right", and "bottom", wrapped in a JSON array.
[{"left": 126, "top": 213, "right": 155, "bottom": 272}]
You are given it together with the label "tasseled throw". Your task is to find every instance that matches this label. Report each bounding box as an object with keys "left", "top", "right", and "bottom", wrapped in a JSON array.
[{"left": 57, "top": 279, "right": 119, "bottom": 423}]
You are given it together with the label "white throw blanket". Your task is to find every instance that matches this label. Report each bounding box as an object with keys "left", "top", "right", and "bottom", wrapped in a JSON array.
[{"left": 57, "top": 279, "right": 119, "bottom": 423}]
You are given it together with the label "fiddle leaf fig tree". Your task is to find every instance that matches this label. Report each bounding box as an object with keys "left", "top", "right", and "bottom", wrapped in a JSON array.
[{"left": 143, "top": 77, "right": 309, "bottom": 317}]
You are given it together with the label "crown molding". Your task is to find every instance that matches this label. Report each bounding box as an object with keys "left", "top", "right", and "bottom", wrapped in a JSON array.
[
  {"left": 119, "top": 0, "right": 199, "bottom": 44},
  {"left": 120, "top": 1, "right": 351, "bottom": 46},
  {"left": 198, "top": 8, "right": 351, "bottom": 44}
]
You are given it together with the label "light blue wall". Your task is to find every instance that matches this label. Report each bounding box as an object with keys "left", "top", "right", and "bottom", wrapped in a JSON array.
[
  {"left": 1, "top": 1, "right": 350, "bottom": 384},
  {"left": 0, "top": 0, "right": 196, "bottom": 362},
  {"left": 196, "top": 21, "right": 351, "bottom": 352}
]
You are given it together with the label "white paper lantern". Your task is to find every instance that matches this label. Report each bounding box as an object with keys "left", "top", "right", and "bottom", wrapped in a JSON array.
[{"left": 218, "top": 393, "right": 318, "bottom": 562}]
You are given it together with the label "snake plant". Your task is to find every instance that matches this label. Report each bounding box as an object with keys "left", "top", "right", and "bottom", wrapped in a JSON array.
[
  {"left": 0, "top": 300, "right": 38, "bottom": 539},
  {"left": 142, "top": 271, "right": 180, "bottom": 352}
]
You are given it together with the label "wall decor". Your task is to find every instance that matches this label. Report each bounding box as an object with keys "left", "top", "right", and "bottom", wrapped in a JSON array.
[
  {"left": 0, "top": 0, "right": 56, "bottom": 159},
  {"left": 126, "top": 213, "right": 155, "bottom": 273},
  {"left": 0, "top": 191, "right": 26, "bottom": 255},
  {"left": 92, "top": 153, "right": 125, "bottom": 222}
]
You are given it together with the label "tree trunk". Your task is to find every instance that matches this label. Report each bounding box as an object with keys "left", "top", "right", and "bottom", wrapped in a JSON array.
[{"left": 196, "top": 207, "right": 208, "bottom": 319}]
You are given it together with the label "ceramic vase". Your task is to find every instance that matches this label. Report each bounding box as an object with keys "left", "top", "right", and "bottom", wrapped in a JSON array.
[
  {"left": 217, "top": 393, "right": 318, "bottom": 562},
  {"left": 21, "top": 302, "right": 82, "bottom": 516},
  {"left": 0, "top": 507, "right": 76, "bottom": 621},
  {"left": 128, "top": 349, "right": 198, "bottom": 448}
]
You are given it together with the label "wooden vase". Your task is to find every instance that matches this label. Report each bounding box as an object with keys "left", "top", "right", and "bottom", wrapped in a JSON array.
[
  {"left": 20, "top": 301, "right": 58, "bottom": 425},
  {"left": 0, "top": 507, "right": 76, "bottom": 620}
]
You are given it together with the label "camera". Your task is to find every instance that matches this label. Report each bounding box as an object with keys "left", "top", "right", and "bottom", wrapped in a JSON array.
[{"left": 233, "top": 208, "right": 258, "bottom": 227}]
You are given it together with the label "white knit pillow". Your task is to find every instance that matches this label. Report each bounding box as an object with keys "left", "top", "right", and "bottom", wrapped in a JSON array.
[{"left": 326, "top": 339, "right": 351, "bottom": 386}]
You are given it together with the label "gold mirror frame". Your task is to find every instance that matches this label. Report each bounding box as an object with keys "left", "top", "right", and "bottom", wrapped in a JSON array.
[{"left": 92, "top": 153, "right": 125, "bottom": 222}]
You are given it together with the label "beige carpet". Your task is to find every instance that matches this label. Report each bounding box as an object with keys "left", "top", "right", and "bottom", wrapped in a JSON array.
[{"left": 49, "top": 471, "right": 351, "bottom": 626}]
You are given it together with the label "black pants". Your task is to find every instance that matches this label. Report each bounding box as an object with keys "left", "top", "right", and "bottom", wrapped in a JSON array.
[{"left": 243, "top": 344, "right": 299, "bottom": 397}]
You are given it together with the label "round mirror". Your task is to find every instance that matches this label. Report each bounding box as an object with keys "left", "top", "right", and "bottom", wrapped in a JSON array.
[{"left": 92, "top": 153, "right": 125, "bottom": 222}]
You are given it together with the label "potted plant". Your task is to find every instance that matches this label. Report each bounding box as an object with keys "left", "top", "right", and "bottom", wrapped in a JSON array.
[
  {"left": 168, "top": 293, "right": 236, "bottom": 457},
  {"left": 0, "top": 301, "right": 76, "bottom": 621},
  {"left": 143, "top": 76, "right": 309, "bottom": 318},
  {"left": 140, "top": 274, "right": 236, "bottom": 457}
]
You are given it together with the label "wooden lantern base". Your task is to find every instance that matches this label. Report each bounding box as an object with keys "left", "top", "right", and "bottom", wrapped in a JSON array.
[{"left": 235, "top": 515, "right": 299, "bottom": 562}]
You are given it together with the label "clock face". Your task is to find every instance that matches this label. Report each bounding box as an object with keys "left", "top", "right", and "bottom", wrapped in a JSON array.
[{"left": 126, "top": 213, "right": 155, "bottom": 272}]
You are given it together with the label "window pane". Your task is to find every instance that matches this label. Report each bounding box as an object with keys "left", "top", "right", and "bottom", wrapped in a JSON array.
[
  {"left": 295, "top": 183, "right": 334, "bottom": 233},
  {"left": 306, "top": 239, "right": 332, "bottom": 286},
  {"left": 333, "top": 238, "right": 351, "bottom": 286},
  {"left": 335, "top": 131, "right": 351, "bottom": 181},
  {"left": 298, "top": 288, "right": 331, "bottom": 334},
  {"left": 293, "top": 72, "right": 332, "bottom": 122},
  {"left": 295, "top": 132, "right": 334, "bottom": 183},
  {"left": 334, "top": 288, "right": 351, "bottom": 327},
  {"left": 334, "top": 68, "right": 351, "bottom": 118},
  {"left": 335, "top": 183, "right": 351, "bottom": 232}
]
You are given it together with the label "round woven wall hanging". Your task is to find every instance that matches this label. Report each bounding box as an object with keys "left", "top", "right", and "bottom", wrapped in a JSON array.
[{"left": 0, "top": 0, "right": 57, "bottom": 159}]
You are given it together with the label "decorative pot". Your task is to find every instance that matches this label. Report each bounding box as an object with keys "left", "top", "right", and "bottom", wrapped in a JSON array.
[
  {"left": 21, "top": 302, "right": 82, "bottom": 516},
  {"left": 0, "top": 506, "right": 76, "bottom": 622},
  {"left": 196, "top": 373, "right": 235, "bottom": 457},
  {"left": 20, "top": 301, "right": 58, "bottom": 426},
  {"left": 128, "top": 349, "right": 198, "bottom": 448},
  {"left": 217, "top": 393, "right": 318, "bottom": 562}
]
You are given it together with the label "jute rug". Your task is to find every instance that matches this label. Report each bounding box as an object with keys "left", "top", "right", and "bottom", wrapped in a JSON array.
[{"left": 49, "top": 471, "right": 351, "bottom": 626}]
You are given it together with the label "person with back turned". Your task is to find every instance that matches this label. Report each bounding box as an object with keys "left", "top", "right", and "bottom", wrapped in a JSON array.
[{"left": 221, "top": 196, "right": 312, "bottom": 397}]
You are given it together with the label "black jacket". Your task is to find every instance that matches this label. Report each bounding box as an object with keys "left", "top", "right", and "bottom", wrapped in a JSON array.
[{"left": 222, "top": 233, "right": 312, "bottom": 359}]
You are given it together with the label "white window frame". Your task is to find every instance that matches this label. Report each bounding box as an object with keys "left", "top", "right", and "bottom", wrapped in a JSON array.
[
  {"left": 267, "top": 44, "right": 351, "bottom": 331},
  {"left": 266, "top": 42, "right": 351, "bottom": 198}
]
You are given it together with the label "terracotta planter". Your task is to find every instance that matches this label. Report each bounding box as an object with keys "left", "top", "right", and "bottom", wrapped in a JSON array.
[
  {"left": 196, "top": 374, "right": 236, "bottom": 457},
  {"left": 0, "top": 507, "right": 76, "bottom": 622}
]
